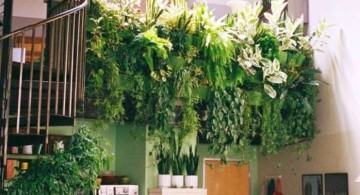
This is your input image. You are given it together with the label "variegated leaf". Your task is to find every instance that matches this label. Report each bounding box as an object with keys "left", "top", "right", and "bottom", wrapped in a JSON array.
[{"left": 264, "top": 84, "right": 277, "bottom": 98}]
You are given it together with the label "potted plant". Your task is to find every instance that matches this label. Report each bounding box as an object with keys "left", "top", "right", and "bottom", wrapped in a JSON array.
[
  {"left": 170, "top": 154, "right": 185, "bottom": 188},
  {"left": 168, "top": 132, "right": 186, "bottom": 188},
  {"left": 156, "top": 146, "right": 171, "bottom": 188},
  {"left": 184, "top": 146, "right": 200, "bottom": 188},
  {"left": 5, "top": 125, "right": 112, "bottom": 194}
]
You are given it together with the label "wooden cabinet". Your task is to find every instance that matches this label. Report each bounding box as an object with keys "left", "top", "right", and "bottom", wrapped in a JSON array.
[{"left": 149, "top": 188, "right": 207, "bottom": 195}]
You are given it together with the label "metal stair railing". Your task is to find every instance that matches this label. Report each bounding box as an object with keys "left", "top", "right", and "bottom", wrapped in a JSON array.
[{"left": 0, "top": 0, "right": 87, "bottom": 166}]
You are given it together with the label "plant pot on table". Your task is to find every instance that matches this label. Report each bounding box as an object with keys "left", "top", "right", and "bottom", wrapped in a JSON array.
[
  {"left": 185, "top": 175, "right": 198, "bottom": 188},
  {"left": 158, "top": 174, "right": 171, "bottom": 188},
  {"left": 171, "top": 175, "right": 184, "bottom": 188}
]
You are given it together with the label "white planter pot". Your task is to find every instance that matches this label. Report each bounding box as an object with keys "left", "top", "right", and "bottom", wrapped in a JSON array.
[
  {"left": 22, "top": 145, "right": 33, "bottom": 154},
  {"left": 158, "top": 174, "right": 171, "bottom": 188},
  {"left": 171, "top": 175, "right": 184, "bottom": 188},
  {"left": 185, "top": 175, "right": 198, "bottom": 188}
]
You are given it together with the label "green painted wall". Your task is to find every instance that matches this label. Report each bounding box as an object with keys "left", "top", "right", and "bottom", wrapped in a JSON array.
[
  {"left": 115, "top": 125, "right": 148, "bottom": 195},
  {"left": 114, "top": 126, "right": 259, "bottom": 195},
  {"left": 51, "top": 121, "right": 259, "bottom": 195},
  {"left": 145, "top": 137, "right": 157, "bottom": 194}
]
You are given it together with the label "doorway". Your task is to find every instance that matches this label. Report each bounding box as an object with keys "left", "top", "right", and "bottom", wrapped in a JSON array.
[{"left": 204, "top": 159, "right": 250, "bottom": 195}]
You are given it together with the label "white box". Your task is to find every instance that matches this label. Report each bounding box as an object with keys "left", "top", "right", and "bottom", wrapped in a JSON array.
[{"left": 12, "top": 47, "right": 26, "bottom": 63}]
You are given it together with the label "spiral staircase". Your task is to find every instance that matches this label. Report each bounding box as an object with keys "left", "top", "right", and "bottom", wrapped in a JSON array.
[{"left": 0, "top": 0, "right": 88, "bottom": 187}]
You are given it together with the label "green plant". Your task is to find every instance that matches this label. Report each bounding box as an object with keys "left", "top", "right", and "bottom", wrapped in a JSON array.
[
  {"left": 169, "top": 132, "right": 185, "bottom": 175},
  {"left": 6, "top": 126, "right": 112, "bottom": 194},
  {"left": 206, "top": 88, "right": 255, "bottom": 159},
  {"left": 194, "top": 3, "right": 235, "bottom": 89},
  {"left": 184, "top": 146, "right": 200, "bottom": 175},
  {"left": 170, "top": 156, "right": 184, "bottom": 175},
  {"left": 156, "top": 145, "right": 171, "bottom": 175}
]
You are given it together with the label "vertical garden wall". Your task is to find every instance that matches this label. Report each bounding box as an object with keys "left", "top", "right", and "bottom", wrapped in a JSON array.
[{"left": 86, "top": 0, "right": 327, "bottom": 162}]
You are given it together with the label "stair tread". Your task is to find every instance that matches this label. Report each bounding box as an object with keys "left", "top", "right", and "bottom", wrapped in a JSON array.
[
  {"left": 8, "top": 128, "right": 46, "bottom": 135},
  {"left": 11, "top": 79, "right": 72, "bottom": 91},
  {"left": 12, "top": 62, "right": 54, "bottom": 74},
  {"left": 7, "top": 114, "right": 75, "bottom": 127},
  {"left": 11, "top": 62, "right": 69, "bottom": 81}
]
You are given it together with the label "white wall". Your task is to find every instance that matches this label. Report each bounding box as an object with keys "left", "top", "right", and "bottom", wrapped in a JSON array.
[
  {"left": 13, "top": 0, "right": 47, "bottom": 19},
  {"left": 189, "top": 0, "right": 257, "bottom": 18},
  {"left": 258, "top": 0, "right": 360, "bottom": 194}
]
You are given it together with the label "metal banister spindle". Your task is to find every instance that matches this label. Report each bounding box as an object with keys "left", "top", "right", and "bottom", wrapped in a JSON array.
[
  {"left": 36, "top": 25, "right": 46, "bottom": 135},
  {"left": 15, "top": 32, "right": 26, "bottom": 133},
  {"left": 26, "top": 28, "right": 36, "bottom": 134}
]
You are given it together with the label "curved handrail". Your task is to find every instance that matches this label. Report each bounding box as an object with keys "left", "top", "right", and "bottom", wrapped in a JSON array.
[{"left": 0, "top": 0, "right": 88, "bottom": 40}]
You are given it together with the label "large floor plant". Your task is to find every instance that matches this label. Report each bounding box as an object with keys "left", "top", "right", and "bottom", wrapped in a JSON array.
[{"left": 5, "top": 126, "right": 112, "bottom": 195}]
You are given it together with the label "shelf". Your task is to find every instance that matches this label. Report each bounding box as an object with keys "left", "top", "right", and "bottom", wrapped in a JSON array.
[
  {"left": 4, "top": 154, "right": 47, "bottom": 160},
  {"left": 7, "top": 133, "right": 46, "bottom": 147},
  {"left": 149, "top": 188, "right": 207, "bottom": 195}
]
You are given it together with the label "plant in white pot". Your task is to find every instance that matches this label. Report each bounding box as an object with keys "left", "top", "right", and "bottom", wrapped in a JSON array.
[
  {"left": 170, "top": 153, "right": 185, "bottom": 188},
  {"left": 184, "top": 146, "right": 199, "bottom": 188},
  {"left": 170, "top": 137, "right": 185, "bottom": 188},
  {"left": 156, "top": 146, "right": 172, "bottom": 188}
]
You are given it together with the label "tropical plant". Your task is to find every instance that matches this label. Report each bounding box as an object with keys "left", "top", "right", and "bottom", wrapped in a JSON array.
[
  {"left": 184, "top": 146, "right": 200, "bottom": 175},
  {"left": 194, "top": 3, "right": 235, "bottom": 89},
  {"left": 6, "top": 126, "right": 112, "bottom": 195}
]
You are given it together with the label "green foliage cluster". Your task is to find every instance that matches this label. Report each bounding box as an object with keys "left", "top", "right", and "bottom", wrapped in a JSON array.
[
  {"left": 184, "top": 146, "right": 200, "bottom": 175},
  {"left": 169, "top": 131, "right": 185, "bottom": 175},
  {"left": 156, "top": 135, "right": 199, "bottom": 176},
  {"left": 86, "top": 0, "right": 327, "bottom": 161},
  {"left": 6, "top": 126, "right": 112, "bottom": 195},
  {"left": 156, "top": 144, "right": 171, "bottom": 175}
]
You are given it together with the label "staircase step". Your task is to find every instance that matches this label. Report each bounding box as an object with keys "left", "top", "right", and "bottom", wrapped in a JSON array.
[
  {"left": 11, "top": 62, "right": 69, "bottom": 81},
  {"left": 8, "top": 96, "right": 69, "bottom": 114},
  {"left": 6, "top": 114, "right": 75, "bottom": 128},
  {"left": 11, "top": 79, "right": 71, "bottom": 92},
  {"left": 9, "top": 79, "right": 73, "bottom": 114}
]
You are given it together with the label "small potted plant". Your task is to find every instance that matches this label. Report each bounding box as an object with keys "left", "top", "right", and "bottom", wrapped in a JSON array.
[
  {"left": 170, "top": 154, "right": 185, "bottom": 188},
  {"left": 184, "top": 146, "right": 200, "bottom": 188},
  {"left": 169, "top": 135, "right": 185, "bottom": 188},
  {"left": 156, "top": 146, "right": 171, "bottom": 188}
]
